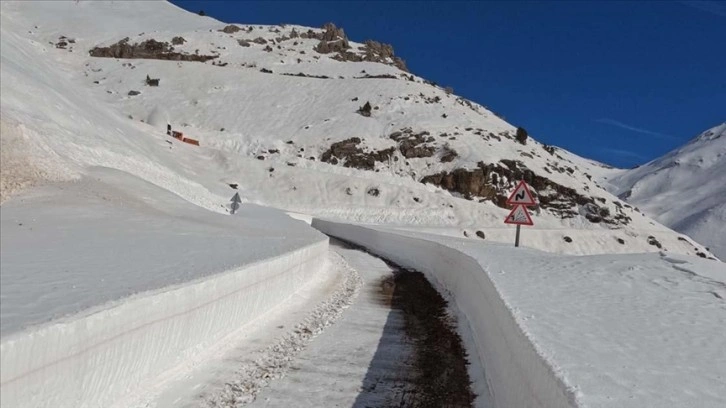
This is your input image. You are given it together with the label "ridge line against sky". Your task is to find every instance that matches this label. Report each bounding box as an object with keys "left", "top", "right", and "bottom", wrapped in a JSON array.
[{"left": 170, "top": 0, "right": 726, "bottom": 169}]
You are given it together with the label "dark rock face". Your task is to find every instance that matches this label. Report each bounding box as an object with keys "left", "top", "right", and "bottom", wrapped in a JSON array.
[
  {"left": 237, "top": 39, "right": 251, "bottom": 47},
  {"left": 320, "top": 137, "right": 394, "bottom": 171},
  {"left": 220, "top": 25, "right": 241, "bottom": 34},
  {"left": 475, "top": 231, "right": 486, "bottom": 239},
  {"left": 391, "top": 129, "right": 435, "bottom": 158},
  {"left": 647, "top": 236, "right": 663, "bottom": 249},
  {"left": 306, "top": 23, "right": 408, "bottom": 71},
  {"left": 421, "top": 160, "right": 630, "bottom": 225},
  {"left": 171, "top": 36, "right": 186, "bottom": 45},
  {"left": 127, "top": 90, "right": 140, "bottom": 96},
  {"left": 357, "top": 101, "right": 372, "bottom": 117},
  {"left": 440, "top": 146, "right": 459, "bottom": 163},
  {"left": 89, "top": 38, "right": 217, "bottom": 62},
  {"left": 314, "top": 23, "right": 349, "bottom": 54}
]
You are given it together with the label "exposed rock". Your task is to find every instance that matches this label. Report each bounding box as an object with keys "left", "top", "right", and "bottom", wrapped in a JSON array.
[
  {"left": 127, "top": 90, "right": 140, "bottom": 96},
  {"left": 260, "top": 68, "right": 273, "bottom": 74},
  {"left": 440, "top": 146, "right": 459, "bottom": 163},
  {"left": 421, "top": 159, "right": 625, "bottom": 225},
  {"left": 252, "top": 37, "right": 268, "bottom": 44},
  {"left": 220, "top": 25, "right": 241, "bottom": 34},
  {"left": 320, "top": 137, "right": 394, "bottom": 171},
  {"left": 367, "top": 187, "right": 380, "bottom": 197},
  {"left": 237, "top": 39, "right": 251, "bottom": 47},
  {"left": 475, "top": 231, "right": 486, "bottom": 240},
  {"left": 314, "top": 23, "right": 349, "bottom": 54},
  {"left": 563, "top": 236, "right": 573, "bottom": 243},
  {"left": 281, "top": 72, "right": 330, "bottom": 79},
  {"left": 145, "top": 75, "right": 159, "bottom": 86},
  {"left": 357, "top": 101, "right": 372, "bottom": 117},
  {"left": 390, "top": 129, "right": 435, "bottom": 158},
  {"left": 89, "top": 38, "right": 217, "bottom": 62},
  {"left": 171, "top": 36, "right": 186, "bottom": 45},
  {"left": 515, "top": 127, "right": 528, "bottom": 145},
  {"left": 355, "top": 73, "right": 398, "bottom": 79},
  {"left": 647, "top": 236, "right": 663, "bottom": 249}
]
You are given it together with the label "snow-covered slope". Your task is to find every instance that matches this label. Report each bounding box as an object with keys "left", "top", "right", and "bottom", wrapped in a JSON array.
[
  {"left": 0, "top": 0, "right": 716, "bottom": 258},
  {"left": 605, "top": 123, "right": 726, "bottom": 259}
]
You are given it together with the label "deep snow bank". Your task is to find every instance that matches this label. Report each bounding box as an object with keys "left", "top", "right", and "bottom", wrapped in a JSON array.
[
  {"left": 0, "top": 172, "right": 329, "bottom": 408},
  {"left": 313, "top": 219, "right": 576, "bottom": 408},
  {"left": 314, "top": 220, "right": 726, "bottom": 408}
]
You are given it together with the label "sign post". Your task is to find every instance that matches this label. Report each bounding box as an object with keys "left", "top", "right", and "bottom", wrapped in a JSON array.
[
  {"left": 503, "top": 180, "right": 536, "bottom": 247},
  {"left": 230, "top": 192, "right": 241, "bottom": 215}
]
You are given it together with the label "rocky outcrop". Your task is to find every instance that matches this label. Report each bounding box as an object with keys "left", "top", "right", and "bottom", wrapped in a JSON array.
[
  {"left": 357, "top": 102, "right": 372, "bottom": 117},
  {"left": 171, "top": 36, "right": 186, "bottom": 45},
  {"left": 89, "top": 38, "right": 217, "bottom": 62},
  {"left": 307, "top": 23, "right": 409, "bottom": 72},
  {"left": 421, "top": 160, "right": 630, "bottom": 225},
  {"left": 391, "top": 129, "right": 436, "bottom": 158},
  {"left": 219, "top": 25, "right": 241, "bottom": 34},
  {"left": 314, "top": 23, "right": 350, "bottom": 54},
  {"left": 320, "top": 138, "right": 394, "bottom": 170}
]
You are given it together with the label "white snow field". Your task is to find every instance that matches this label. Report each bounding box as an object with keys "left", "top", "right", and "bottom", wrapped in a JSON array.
[
  {"left": 314, "top": 219, "right": 726, "bottom": 408},
  {"left": 0, "top": 169, "right": 329, "bottom": 408},
  {"left": 2, "top": 1, "right": 725, "bottom": 407},
  {"left": 604, "top": 123, "right": 726, "bottom": 260}
]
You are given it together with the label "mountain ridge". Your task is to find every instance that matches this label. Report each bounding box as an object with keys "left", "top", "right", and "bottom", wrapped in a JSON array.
[{"left": 0, "top": 0, "right": 716, "bottom": 258}]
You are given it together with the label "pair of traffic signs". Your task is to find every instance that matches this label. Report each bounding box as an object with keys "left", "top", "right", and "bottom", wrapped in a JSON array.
[
  {"left": 503, "top": 180, "right": 535, "bottom": 247},
  {"left": 503, "top": 180, "right": 535, "bottom": 226}
]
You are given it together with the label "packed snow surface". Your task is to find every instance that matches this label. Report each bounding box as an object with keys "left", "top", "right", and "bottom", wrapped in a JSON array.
[
  {"left": 315, "top": 220, "right": 726, "bottom": 408},
  {"left": 605, "top": 123, "right": 726, "bottom": 259},
  {"left": 0, "top": 168, "right": 324, "bottom": 335}
]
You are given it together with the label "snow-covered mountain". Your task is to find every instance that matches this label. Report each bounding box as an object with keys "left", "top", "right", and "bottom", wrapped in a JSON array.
[
  {"left": 604, "top": 123, "right": 726, "bottom": 259},
  {"left": 0, "top": 0, "right": 715, "bottom": 258}
]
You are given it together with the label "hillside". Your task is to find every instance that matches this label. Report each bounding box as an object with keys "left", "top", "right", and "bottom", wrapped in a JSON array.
[
  {"left": 604, "top": 123, "right": 726, "bottom": 259},
  {"left": 0, "top": 0, "right": 715, "bottom": 258}
]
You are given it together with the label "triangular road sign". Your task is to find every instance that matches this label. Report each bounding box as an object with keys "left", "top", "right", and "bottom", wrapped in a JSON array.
[
  {"left": 504, "top": 204, "right": 534, "bottom": 226},
  {"left": 506, "top": 180, "right": 536, "bottom": 206}
]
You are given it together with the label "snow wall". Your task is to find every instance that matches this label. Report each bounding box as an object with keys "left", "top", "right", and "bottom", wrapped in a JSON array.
[
  {"left": 0, "top": 239, "right": 328, "bottom": 408},
  {"left": 312, "top": 219, "right": 577, "bottom": 408}
]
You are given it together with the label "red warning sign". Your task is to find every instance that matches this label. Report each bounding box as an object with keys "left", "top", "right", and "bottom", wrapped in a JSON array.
[
  {"left": 506, "top": 180, "right": 536, "bottom": 206},
  {"left": 504, "top": 204, "right": 534, "bottom": 226}
]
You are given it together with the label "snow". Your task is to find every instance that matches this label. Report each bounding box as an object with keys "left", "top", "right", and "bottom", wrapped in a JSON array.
[
  {"left": 0, "top": 169, "right": 329, "bottom": 408},
  {"left": 1, "top": 0, "right": 714, "bottom": 259},
  {"left": 1, "top": 1, "right": 725, "bottom": 407},
  {"left": 314, "top": 219, "right": 726, "bottom": 408},
  {"left": 605, "top": 123, "right": 726, "bottom": 260}
]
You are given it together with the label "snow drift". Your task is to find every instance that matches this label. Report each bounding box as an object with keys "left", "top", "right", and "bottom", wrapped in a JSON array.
[
  {"left": 0, "top": 171, "right": 330, "bottom": 408},
  {"left": 1, "top": 241, "right": 327, "bottom": 408},
  {"left": 313, "top": 219, "right": 576, "bottom": 408},
  {"left": 313, "top": 219, "right": 726, "bottom": 408}
]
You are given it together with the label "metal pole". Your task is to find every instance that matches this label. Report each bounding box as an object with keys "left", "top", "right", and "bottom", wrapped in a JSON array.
[{"left": 515, "top": 224, "right": 521, "bottom": 247}]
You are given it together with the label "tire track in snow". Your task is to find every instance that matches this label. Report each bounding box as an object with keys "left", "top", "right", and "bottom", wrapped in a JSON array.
[{"left": 200, "top": 250, "right": 363, "bottom": 407}]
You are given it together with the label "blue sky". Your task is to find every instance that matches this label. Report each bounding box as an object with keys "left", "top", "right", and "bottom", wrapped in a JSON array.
[{"left": 170, "top": 0, "right": 725, "bottom": 168}]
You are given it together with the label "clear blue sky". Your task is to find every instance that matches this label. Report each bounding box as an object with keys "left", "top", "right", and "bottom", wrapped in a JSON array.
[{"left": 170, "top": 0, "right": 725, "bottom": 168}]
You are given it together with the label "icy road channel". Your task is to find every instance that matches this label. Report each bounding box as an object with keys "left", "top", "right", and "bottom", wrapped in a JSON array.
[{"left": 221, "top": 239, "right": 476, "bottom": 407}]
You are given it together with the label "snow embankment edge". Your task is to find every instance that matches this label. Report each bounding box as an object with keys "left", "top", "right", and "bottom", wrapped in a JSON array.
[
  {"left": 0, "top": 239, "right": 329, "bottom": 408},
  {"left": 312, "top": 219, "right": 577, "bottom": 408}
]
